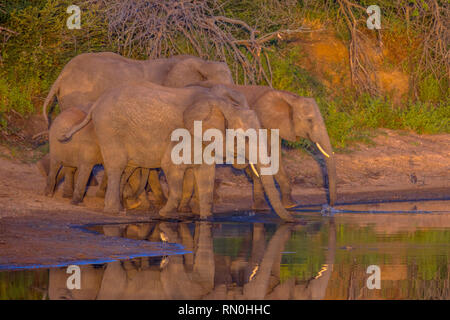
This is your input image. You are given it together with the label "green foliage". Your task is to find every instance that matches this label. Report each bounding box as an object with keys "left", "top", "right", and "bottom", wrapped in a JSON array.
[
  {"left": 0, "top": 0, "right": 109, "bottom": 133},
  {"left": 269, "top": 47, "right": 326, "bottom": 97},
  {"left": 0, "top": 0, "right": 448, "bottom": 148},
  {"left": 320, "top": 95, "right": 449, "bottom": 149},
  {"left": 0, "top": 76, "right": 34, "bottom": 115},
  {"left": 419, "top": 75, "right": 447, "bottom": 103},
  {"left": 268, "top": 47, "right": 449, "bottom": 149}
]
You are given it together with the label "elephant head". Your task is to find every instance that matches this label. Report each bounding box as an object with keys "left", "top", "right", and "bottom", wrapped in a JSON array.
[
  {"left": 163, "top": 57, "right": 234, "bottom": 88},
  {"left": 182, "top": 88, "right": 295, "bottom": 221},
  {"left": 254, "top": 92, "right": 337, "bottom": 205}
]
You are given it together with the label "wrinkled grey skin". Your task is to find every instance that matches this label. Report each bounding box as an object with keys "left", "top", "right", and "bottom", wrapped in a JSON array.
[
  {"left": 61, "top": 82, "right": 294, "bottom": 221},
  {"left": 174, "top": 82, "right": 337, "bottom": 211},
  {"left": 40, "top": 52, "right": 234, "bottom": 196},
  {"left": 45, "top": 108, "right": 103, "bottom": 204}
]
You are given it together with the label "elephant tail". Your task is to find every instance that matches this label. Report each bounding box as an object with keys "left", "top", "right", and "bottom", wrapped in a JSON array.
[
  {"left": 58, "top": 105, "right": 94, "bottom": 143},
  {"left": 43, "top": 72, "right": 63, "bottom": 128}
]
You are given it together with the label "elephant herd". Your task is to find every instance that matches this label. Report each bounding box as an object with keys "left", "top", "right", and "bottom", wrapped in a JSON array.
[{"left": 40, "top": 52, "right": 337, "bottom": 221}]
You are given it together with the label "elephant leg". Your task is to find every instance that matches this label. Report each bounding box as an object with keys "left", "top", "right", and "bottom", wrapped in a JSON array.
[
  {"left": 62, "top": 167, "right": 76, "bottom": 198},
  {"left": 125, "top": 168, "right": 151, "bottom": 210},
  {"left": 190, "top": 177, "right": 200, "bottom": 215},
  {"left": 37, "top": 154, "right": 65, "bottom": 186},
  {"left": 159, "top": 166, "right": 184, "bottom": 219},
  {"left": 275, "top": 162, "right": 297, "bottom": 208},
  {"left": 104, "top": 165, "right": 126, "bottom": 214},
  {"left": 36, "top": 154, "right": 50, "bottom": 177},
  {"left": 96, "top": 171, "right": 108, "bottom": 198},
  {"left": 120, "top": 166, "right": 137, "bottom": 203},
  {"left": 135, "top": 168, "right": 150, "bottom": 199},
  {"left": 71, "top": 164, "right": 94, "bottom": 205},
  {"left": 122, "top": 167, "right": 139, "bottom": 200},
  {"left": 246, "top": 167, "right": 269, "bottom": 211},
  {"left": 148, "top": 169, "right": 167, "bottom": 206},
  {"left": 44, "top": 158, "right": 62, "bottom": 197},
  {"left": 178, "top": 223, "right": 194, "bottom": 270},
  {"left": 135, "top": 168, "right": 151, "bottom": 209},
  {"left": 192, "top": 222, "right": 215, "bottom": 292},
  {"left": 178, "top": 168, "right": 194, "bottom": 213},
  {"left": 193, "top": 164, "right": 215, "bottom": 220}
]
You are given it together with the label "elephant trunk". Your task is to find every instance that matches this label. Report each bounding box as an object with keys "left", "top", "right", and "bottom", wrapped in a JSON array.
[
  {"left": 314, "top": 133, "right": 337, "bottom": 206},
  {"left": 325, "top": 154, "right": 337, "bottom": 206},
  {"left": 257, "top": 165, "right": 295, "bottom": 222}
]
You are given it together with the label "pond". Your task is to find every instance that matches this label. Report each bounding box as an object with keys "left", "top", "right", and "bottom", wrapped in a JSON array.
[{"left": 1, "top": 200, "right": 449, "bottom": 300}]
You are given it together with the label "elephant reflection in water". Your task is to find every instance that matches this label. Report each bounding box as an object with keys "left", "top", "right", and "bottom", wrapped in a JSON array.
[{"left": 48, "top": 220, "right": 336, "bottom": 300}]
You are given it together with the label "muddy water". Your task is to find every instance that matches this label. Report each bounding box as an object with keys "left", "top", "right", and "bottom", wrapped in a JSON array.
[{"left": 1, "top": 200, "right": 449, "bottom": 300}]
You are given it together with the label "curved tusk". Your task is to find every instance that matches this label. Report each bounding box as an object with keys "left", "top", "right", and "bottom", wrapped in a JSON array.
[
  {"left": 249, "top": 264, "right": 259, "bottom": 281},
  {"left": 249, "top": 163, "right": 260, "bottom": 178},
  {"left": 316, "top": 142, "right": 330, "bottom": 158}
]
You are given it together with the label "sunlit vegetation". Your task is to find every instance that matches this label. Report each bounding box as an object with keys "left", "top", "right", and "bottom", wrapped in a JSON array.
[{"left": 0, "top": 0, "right": 448, "bottom": 149}]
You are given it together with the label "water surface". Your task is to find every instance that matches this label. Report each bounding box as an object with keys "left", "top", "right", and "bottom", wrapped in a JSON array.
[{"left": 1, "top": 200, "right": 449, "bottom": 300}]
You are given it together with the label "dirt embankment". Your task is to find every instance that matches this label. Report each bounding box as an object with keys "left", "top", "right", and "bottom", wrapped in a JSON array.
[{"left": 0, "top": 128, "right": 449, "bottom": 268}]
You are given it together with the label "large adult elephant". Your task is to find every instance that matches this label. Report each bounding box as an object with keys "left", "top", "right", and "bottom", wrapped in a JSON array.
[
  {"left": 171, "top": 82, "right": 337, "bottom": 210},
  {"left": 43, "top": 52, "right": 234, "bottom": 125},
  {"left": 60, "top": 82, "right": 295, "bottom": 221}
]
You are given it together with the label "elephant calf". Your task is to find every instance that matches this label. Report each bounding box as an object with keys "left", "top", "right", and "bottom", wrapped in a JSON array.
[{"left": 45, "top": 108, "right": 103, "bottom": 204}]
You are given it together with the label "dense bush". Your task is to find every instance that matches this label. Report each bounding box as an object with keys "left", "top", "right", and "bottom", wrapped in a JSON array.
[{"left": 0, "top": 0, "right": 448, "bottom": 148}]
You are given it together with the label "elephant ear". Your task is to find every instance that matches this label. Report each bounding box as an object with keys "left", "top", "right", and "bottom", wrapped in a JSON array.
[
  {"left": 183, "top": 100, "right": 226, "bottom": 137},
  {"left": 296, "top": 97, "right": 318, "bottom": 120},
  {"left": 210, "top": 85, "right": 249, "bottom": 109},
  {"left": 253, "top": 90, "right": 297, "bottom": 142},
  {"left": 164, "top": 57, "right": 207, "bottom": 88}
]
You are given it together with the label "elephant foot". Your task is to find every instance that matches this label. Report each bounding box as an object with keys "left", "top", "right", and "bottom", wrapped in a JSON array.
[
  {"left": 44, "top": 187, "right": 54, "bottom": 197},
  {"left": 252, "top": 199, "right": 270, "bottom": 211},
  {"left": 104, "top": 203, "right": 122, "bottom": 214},
  {"left": 189, "top": 201, "right": 200, "bottom": 215},
  {"left": 178, "top": 205, "right": 192, "bottom": 213},
  {"left": 125, "top": 198, "right": 142, "bottom": 210},
  {"left": 63, "top": 190, "right": 73, "bottom": 199},
  {"left": 159, "top": 210, "right": 181, "bottom": 220},
  {"left": 178, "top": 212, "right": 196, "bottom": 220},
  {"left": 70, "top": 197, "right": 82, "bottom": 205},
  {"left": 198, "top": 213, "right": 213, "bottom": 221},
  {"left": 159, "top": 203, "right": 181, "bottom": 220}
]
